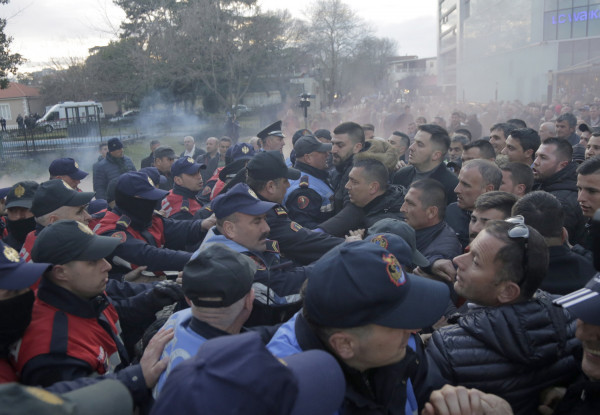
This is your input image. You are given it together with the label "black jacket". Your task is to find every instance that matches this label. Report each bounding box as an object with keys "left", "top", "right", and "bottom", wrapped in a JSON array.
[
  {"left": 415, "top": 221, "right": 462, "bottom": 264},
  {"left": 426, "top": 290, "right": 580, "bottom": 415},
  {"left": 444, "top": 202, "right": 471, "bottom": 250},
  {"left": 363, "top": 185, "right": 406, "bottom": 229},
  {"left": 392, "top": 163, "right": 458, "bottom": 205},
  {"left": 93, "top": 154, "right": 136, "bottom": 201},
  {"left": 140, "top": 152, "right": 154, "bottom": 169},
  {"left": 534, "top": 162, "right": 587, "bottom": 246},
  {"left": 540, "top": 244, "right": 596, "bottom": 295},
  {"left": 330, "top": 154, "right": 355, "bottom": 214},
  {"left": 258, "top": 194, "right": 344, "bottom": 265}
]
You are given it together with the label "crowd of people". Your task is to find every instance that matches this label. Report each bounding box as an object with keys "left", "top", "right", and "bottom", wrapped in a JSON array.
[{"left": 1, "top": 103, "right": 600, "bottom": 415}]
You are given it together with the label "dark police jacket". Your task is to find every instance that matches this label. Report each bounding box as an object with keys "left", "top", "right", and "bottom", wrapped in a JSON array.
[
  {"left": 256, "top": 193, "right": 343, "bottom": 265},
  {"left": 93, "top": 155, "right": 136, "bottom": 200},
  {"left": 284, "top": 162, "right": 335, "bottom": 229},
  {"left": 426, "top": 290, "right": 580, "bottom": 415},
  {"left": 95, "top": 208, "right": 204, "bottom": 277},
  {"left": 444, "top": 202, "right": 471, "bottom": 251},
  {"left": 201, "top": 229, "right": 307, "bottom": 326}
]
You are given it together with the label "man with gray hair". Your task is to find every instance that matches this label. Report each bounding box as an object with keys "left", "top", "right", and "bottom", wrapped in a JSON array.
[
  {"left": 445, "top": 159, "right": 502, "bottom": 250},
  {"left": 153, "top": 243, "right": 256, "bottom": 396},
  {"left": 539, "top": 121, "right": 556, "bottom": 142},
  {"left": 180, "top": 135, "right": 205, "bottom": 160}
]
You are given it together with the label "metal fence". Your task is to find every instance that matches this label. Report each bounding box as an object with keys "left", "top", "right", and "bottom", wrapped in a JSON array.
[{"left": 0, "top": 123, "right": 139, "bottom": 161}]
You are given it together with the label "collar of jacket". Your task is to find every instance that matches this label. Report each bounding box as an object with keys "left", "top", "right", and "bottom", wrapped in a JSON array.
[
  {"left": 37, "top": 277, "right": 110, "bottom": 319},
  {"left": 294, "top": 161, "right": 330, "bottom": 182},
  {"left": 173, "top": 183, "right": 200, "bottom": 200}
]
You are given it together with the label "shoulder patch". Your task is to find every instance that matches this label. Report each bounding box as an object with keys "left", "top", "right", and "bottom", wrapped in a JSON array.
[
  {"left": 274, "top": 207, "right": 287, "bottom": 216},
  {"left": 297, "top": 195, "right": 310, "bottom": 210},
  {"left": 290, "top": 221, "right": 303, "bottom": 232},
  {"left": 265, "top": 239, "right": 280, "bottom": 253},
  {"left": 299, "top": 175, "right": 309, "bottom": 188},
  {"left": 247, "top": 254, "right": 267, "bottom": 271},
  {"left": 111, "top": 231, "right": 127, "bottom": 243},
  {"left": 116, "top": 215, "right": 131, "bottom": 229}
]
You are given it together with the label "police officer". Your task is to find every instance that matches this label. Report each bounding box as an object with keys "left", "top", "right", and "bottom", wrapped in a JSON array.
[
  {"left": 257, "top": 121, "right": 285, "bottom": 153},
  {"left": 285, "top": 134, "right": 334, "bottom": 228},
  {"left": 49, "top": 157, "right": 88, "bottom": 192},
  {"left": 200, "top": 183, "right": 307, "bottom": 325},
  {"left": 21, "top": 180, "right": 94, "bottom": 263},
  {"left": 246, "top": 151, "right": 343, "bottom": 265},
  {"left": 161, "top": 157, "right": 206, "bottom": 220},
  {"left": 94, "top": 171, "right": 215, "bottom": 278},
  {"left": 13, "top": 220, "right": 183, "bottom": 390},
  {"left": 3, "top": 181, "right": 38, "bottom": 251},
  {"left": 154, "top": 243, "right": 256, "bottom": 396}
]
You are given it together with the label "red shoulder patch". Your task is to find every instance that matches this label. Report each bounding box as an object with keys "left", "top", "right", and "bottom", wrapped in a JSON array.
[
  {"left": 297, "top": 195, "right": 310, "bottom": 209},
  {"left": 290, "top": 221, "right": 303, "bottom": 232},
  {"left": 111, "top": 231, "right": 127, "bottom": 243}
]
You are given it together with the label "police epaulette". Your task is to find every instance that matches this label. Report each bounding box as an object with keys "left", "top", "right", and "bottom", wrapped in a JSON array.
[
  {"left": 274, "top": 207, "right": 287, "bottom": 216},
  {"left": 299, "top": 175, "right": 309, "bottom": 188},
  {"left": 116, "top": 215, "right": 131, "bottom": 229},
  {"left": 265, "top": 239, "right": 280, "bottom": 253}
]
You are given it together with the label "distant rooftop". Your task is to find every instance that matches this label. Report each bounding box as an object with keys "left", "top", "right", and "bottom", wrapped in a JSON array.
[{"left": 0, "top": 83, "right": 40, "bottom": 99}]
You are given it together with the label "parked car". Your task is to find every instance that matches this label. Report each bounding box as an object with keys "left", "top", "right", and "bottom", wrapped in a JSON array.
[{"left": 109, "top": 110, "right": 140, "bottom": 123}]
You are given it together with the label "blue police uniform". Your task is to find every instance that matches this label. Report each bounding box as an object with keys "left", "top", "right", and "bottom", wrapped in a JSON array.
[
  {"left": 284, "top": 161, "right": 335, "bottom": 229},
  {"left": 199, "top": 228, "right": 306, "bottom": 326},
  {"left": 267, "top": 312, "right": 421, "bottom": 415}
]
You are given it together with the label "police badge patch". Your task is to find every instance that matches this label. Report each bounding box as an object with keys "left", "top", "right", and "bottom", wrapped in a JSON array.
[
  {"left": 297, "top": 196, "right": 309, "bottom": 209},
  {"left": 382, "top": 253, "right": 406, "bottom": 287}
]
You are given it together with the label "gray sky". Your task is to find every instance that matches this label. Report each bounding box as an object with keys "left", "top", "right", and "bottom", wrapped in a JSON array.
[{"left": 4, "top": 0, "right": 437, "bottom": 73}]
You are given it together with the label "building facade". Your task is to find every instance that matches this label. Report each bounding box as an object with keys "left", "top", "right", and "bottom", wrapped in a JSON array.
[{"left": 438, "top": 0, "right": 600, "bottom": 103}]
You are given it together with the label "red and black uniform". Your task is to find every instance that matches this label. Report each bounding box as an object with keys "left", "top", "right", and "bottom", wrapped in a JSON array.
[
  {"left": 12, "top": 278, "right": 129, "bottom": 387},
  {"left": 161, "top": 185, "right": 203, "bottom": 220},
  {"left": 95, "top": 207, "right": 204, "bottom": 278}
]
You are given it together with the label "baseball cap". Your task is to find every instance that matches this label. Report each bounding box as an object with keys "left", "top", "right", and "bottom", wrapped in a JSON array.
[
  {"left": 0, "top": 241, "right": 50, "bottom": 290},
  {"left": 49, "top": 158, "right": 88, "bottom": 180},
  {"left": 31, "top": 220, "right": 121, "bottom": 265},
  {"left": 257, "top": 120, "right": 284, "bottom": 140},
  {"left": 246, "top": 151, "right": 301, "bottom": 181},
  {"left": 107, "top": 137, "right": 123, "bottom": 152},
  {"left": 0, "top": 379, "right": 132, "bottom": 415},
  {"left": 184, "top": 244, "right": 256, "bottom": 307},
  {"left": 171, "top": 156, "right": 206, "bottom": 177},
  {"left": 368, "top": 218, "right": 430, "bottom": 268},
  {"left": 554, "top": 273, "right": 600, "bottom": 325},
  {"left": 116, "top": 172, "right": 168, "bottom": 200},
  {"left": 151, "top": 332, "right": 345, "bottom": 415},
  {"left": 31, "top": 180, "right": 94, "bottom": 217},
  {"left": 219, "top": 143, "right": 256, "bottom": 182},
  {"left": 153, "top": 146, "right": 176, "bottom": 160},
  {"left": 139, "top": 167, "right": 167, "bottom": 187},
  {"left": 211, "top": 183, "right": 276, "bottom": 219},
  {"left": 5, "top": 181, "right": 38, "bottom": 210},
  {"left": 314, "top": 129, "right": 332, "bottom": 141},
  {"left": 0, "top": 187, "right": 10, "bottom": 200},
  {"left": 304, "top": 241, "right": 449, "bottom": 329},
  {"left": 294, "top": 135, "right": 332, "bottom": 157},
  {"left": 87, "top": 199, "right": 108, "bottom": 215},
  {"left": 292, "top": 129, "right": 313, "bottom": 145}
]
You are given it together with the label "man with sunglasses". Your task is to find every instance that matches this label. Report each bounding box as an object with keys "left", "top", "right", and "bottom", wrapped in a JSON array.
[{"left": 425, "top": 218, "right": 580, "bottom": 415}]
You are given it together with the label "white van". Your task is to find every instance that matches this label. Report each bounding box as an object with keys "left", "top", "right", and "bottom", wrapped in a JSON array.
[{"left": 36, "top": 101, "right": 105, "bottom": 132}]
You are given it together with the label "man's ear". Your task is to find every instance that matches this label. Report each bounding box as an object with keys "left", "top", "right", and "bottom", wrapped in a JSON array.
[
  {"left": 431, "top": 150, "right": 443, "bottom": 162},
  {"left": 222, "top": 220, "right": 236, "bottom": 239},
  {"left": 328, "top": 332, "right": 356, "bottom": 360},
  {"left": 426, "top": 205, "right": 438, "bottom": 220},
  {"left": 353, "top": 141, "right": 363, "bottom": 154},
  {"left": 173, "top": 175, "right": 184, "bottom": 186},
  {"left": 516, "top": 183, "right": 526, "bottom": 197},
  {"left": 497, "top": 281, "right": 520, "bottom": 304},
  {"left": 50, "top": 265, "right": 69, "bottom": 284}
]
